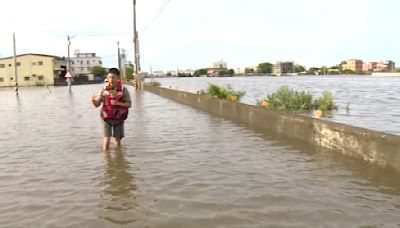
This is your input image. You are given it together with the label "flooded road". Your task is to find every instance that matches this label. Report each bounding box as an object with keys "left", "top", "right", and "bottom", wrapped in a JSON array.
[
  {"left": 155, "top": 76, "right": 400, "bottom": 135},
  {"left": 1, "top": 85, "right": 400, "bottom": 227}
]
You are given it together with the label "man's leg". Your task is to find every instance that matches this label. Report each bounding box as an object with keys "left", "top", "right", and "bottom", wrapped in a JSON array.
[
  {"left": 113, "top": 122, "right": 124, "bottom": 147},
  {"left": 103, "top": 137, "right": 111, "bottom": 151},
  {"left": 103, "top": 120, "right": 112, "bottom": 151},
  {"left": 115, "top": 137, "right": 121, "bottom": 147}
]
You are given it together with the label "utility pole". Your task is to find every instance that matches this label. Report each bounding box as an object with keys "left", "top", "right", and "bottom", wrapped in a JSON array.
[
  {"left": 67, "top": 35, "right": 71, "bottom": 72},
  {"left": 133, "top": 0, "right": 141, "bottom": 90},
  {"left": 116, "top": 41, "right": 121, "bottom": 70},
  {"left": 67, "top": 35, "right": 75, "bottom": 92},
  {"left": 121, "top": 49, "right": 126, "bottom": 81},
  {"left": 13, "top": 33, "right": 18, "bottom": 95}
]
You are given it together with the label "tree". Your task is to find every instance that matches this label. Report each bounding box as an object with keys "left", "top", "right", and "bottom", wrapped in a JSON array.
[
  {"left": 91, "top": 66, "right": 107, "bottom": 77},
  {"left": 194, "top": 68, "right": 208, "bottom": 76},
  {"left": 329, "top": 65, "right": 340, "bottom": 70},
  {"left": 306, "top": 67, "right": 320, "bottom": 75},
  {"left": 245, "top": 68, "right": 255, "bottom": 74},
  {"left": 125, "top": 62, "right": 134, "bottom": 80},
  {"left": 258, "top": 62, "right": 273, "bottom": 74},
  {"left": 294, "top": 65, "right": 306, "bottom": 73},
  {"left": 342, "top": 69, "right": 356, "bottom": 74}
]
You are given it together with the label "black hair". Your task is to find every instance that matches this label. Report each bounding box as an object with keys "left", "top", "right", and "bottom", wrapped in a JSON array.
[{"left": 108, "top": 68, "right": 120, "bottom": 76}]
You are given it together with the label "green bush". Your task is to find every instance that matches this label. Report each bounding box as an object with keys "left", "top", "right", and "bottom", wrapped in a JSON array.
[
  {"left": 203, "top": 83, "right": 246, "bottom": 101},
  {"left": 264, "top": 86, "right": 337, "bottom": 111},
  {"left": 266, "top": 86, "right": 313, "bottom": 110},
  {"left": 144, "top": 81, "right": 161, "bottom": 87},
  {"left": 313, "top": 91, "right": 337, "bottom": 111}
]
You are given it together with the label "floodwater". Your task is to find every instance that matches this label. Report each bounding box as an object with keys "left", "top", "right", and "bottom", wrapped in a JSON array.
[
  {"left": 1, "top": 84, "right": 400, "bottom": 227},
  {"left": 155, "top": 75, "right": 400, "bottom": 135}
]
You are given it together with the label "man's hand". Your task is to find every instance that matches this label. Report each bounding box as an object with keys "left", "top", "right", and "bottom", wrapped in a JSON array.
[{"left": 91, "top": 94, "right": 102, "bottom": 107}]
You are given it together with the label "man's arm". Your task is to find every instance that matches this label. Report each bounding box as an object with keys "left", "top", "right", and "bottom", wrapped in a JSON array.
[
  {"left": 110, "top": 87, "right": 132, "bottom": 108},
  {"left": 111, "top": 100, "right": 131, "bottom": 108},
  {"left": 90, "top": 88, "right": 104, "bottom": 107}
]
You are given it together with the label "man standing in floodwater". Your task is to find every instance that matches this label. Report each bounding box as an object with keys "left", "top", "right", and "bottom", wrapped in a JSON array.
[{"left": 90, "top": 68, "right": 132, "bottom": 151}]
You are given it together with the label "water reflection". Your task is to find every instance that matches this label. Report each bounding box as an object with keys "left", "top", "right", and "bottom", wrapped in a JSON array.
[{"left": 101, "top": 150, "right": 138, "bottom": 225}]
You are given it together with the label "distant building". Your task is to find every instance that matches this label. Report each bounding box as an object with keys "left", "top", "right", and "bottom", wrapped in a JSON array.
[
  {"left": 375, "top": 60, "right": 395, "bottom": 72},
  {"left": 341, "top": 59, "right": 363, "bottom": 74},
  {"left": 361, "top": 60, "right": 395, "bottom": 73},
  {"left": 153, "top": 71, "right": 165, "bottom": 77},
  {"left": 0, "top": 53, "right": 66, "bottom": 87},
  {"left": 208, "top": 59, "right": 228, "bottom": 76},
  {"left": 166, "top": 70, "right": 178, "bottom": 76},
  {"left": 272, "top": 61, "right": 294, "bottom": 76},
  {"left": 236, "top": 68, "right": 245, "bottom": 74},
  {"left": 210, "top": 59, "right": 227, "bottom": 69},
  {"left": 243, "top": 66, "right": 260, "bottom": 74},
  {"left": 71, "top": 50, "right": 103, "bottom": 80},
  {"left": 362, "top": 62, "right": 370, "bottom": 73}
]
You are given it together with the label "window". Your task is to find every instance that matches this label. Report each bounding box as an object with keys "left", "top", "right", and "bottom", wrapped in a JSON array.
[
  {"left": 38, "top": 76, "right": 44, "bottom": 80},
  {"left": 93, "top": 60, "right": 95, "bottom": 63},
  {"left": 32, "top": 62, "right": 37, "bottom": 66},
  {"left": 99, "top": 61, "right": 102, "bottom": 64},
  {"left": 10, "top": 77, "right": 13, "bottom": 80},
  {"left": 71, "top": 68, "right": 75, "bottom": 72},
  {"left": 71, "top": 61, "right": 74, "bottom": 65},
  {"left": 87, "top": 67, "right": 91, "bottom": 71},
  {"left": 38, "top": 61, "right": 43, "bottom": 65},
  {"left": 8, "top": 64, "right": 12, "bottom": 67},
  {"left": 16, "top": 62, "right": 21, "bottom": 66},
  {"left": 24, "top": 77, "right": 30, "bottom": 81},
  {"left": 32, "top": 74, "right": 37, "bottom": 77},
  {"left": 0, "top": 64, "right": 5, "bottom": 68},
  {"left": 0, "top": 77, "right": 4, "bottom": 82},
  {"left": 87, "top": 60, "right": 90, "bottom": 64}
]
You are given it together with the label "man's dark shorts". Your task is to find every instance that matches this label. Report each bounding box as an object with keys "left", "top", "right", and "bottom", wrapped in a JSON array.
[{"left": 103, "top": 120, "right": 125, "bottom": 139}]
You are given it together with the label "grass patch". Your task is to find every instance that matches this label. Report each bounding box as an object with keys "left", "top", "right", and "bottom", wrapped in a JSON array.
[{"left": 144, "top": 81, "right": 161, "bottom": 87}]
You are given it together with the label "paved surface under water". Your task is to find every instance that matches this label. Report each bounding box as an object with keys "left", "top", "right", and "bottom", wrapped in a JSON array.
[
  {"left": 155, "top": 76, "right": 400, "bottom": 135},
  {"left": 1, "top": 85, "right": 400, "bottom": 227}
]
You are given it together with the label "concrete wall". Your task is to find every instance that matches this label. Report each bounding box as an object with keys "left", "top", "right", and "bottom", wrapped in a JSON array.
[
  {"left": 371, "top": 72, "right": 400, "bottom": 77},
  {"left": 145, "top": 86, "right": 400, "bottom": 172}
]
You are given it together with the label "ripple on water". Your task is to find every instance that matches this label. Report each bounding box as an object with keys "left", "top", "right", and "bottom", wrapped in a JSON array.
[{"left": 0, "top": 85, "right": 400, "bottom": 227}]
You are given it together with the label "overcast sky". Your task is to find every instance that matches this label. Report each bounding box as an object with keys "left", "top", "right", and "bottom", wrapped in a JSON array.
[{"left": 0, "top": 0, "right": 399, "bottom": 71}]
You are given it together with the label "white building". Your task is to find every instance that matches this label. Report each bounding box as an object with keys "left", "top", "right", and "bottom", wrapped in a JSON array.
[
  {"left": 210, "top": 59, "right": 228, "bottom": 69},
  {"left": 71, "top": 50, "right": 103, "bottom": 80},
  {"left": 208, "top": 59, "right": 228, "bottom": 76},
  {"left": 153, "top": 71, "right": 165, "bottom": 77}
]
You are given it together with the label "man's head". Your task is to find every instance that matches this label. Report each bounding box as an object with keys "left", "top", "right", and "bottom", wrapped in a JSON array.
[{"left": 107, "top": 68, "right": 120, "bottom": 85}]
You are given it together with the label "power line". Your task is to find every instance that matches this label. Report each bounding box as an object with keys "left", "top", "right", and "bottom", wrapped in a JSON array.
[
  {"left": 141, "top": 0, "right": 171, "bottom": 33},
  {"left": 75, "top": 33, "right": 133, "bottom": 37}
]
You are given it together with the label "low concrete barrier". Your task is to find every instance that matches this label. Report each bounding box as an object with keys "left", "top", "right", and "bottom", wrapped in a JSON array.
[{"left": 145, "top": 86, "right": 400, "bottom": 172}]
